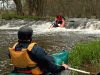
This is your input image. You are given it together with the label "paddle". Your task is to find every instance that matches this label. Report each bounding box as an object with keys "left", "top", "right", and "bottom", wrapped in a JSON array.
[
  {"left": 68, "top": 67, "right": 100, "bottom": 75},
  {"left": 48, "top": 21, "right": 55, "bottom": 29}
]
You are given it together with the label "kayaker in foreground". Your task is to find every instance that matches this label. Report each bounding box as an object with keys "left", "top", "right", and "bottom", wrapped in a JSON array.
[
  {"left": 53, "top": 13, "right": 66, "bottom": 28},
  {"left": 8, "top": 26, "right": 69, "bottom": 75}
]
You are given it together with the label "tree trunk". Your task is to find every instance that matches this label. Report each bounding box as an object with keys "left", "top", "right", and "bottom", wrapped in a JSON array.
[
  {"left": 35, "top": 0, "right": 44, "bottom": 17},
  {"left": 28, "top": 0, "right": 33, "bottom": 16},
  {"left": 41, "top": 0, "right": 44, "bottom": 17},
  {"left": 29, "top": 0, "right": 33, "bottom": 16},
  {"left": 26, "top": 0, "right": 36, "bottom": 16},
  {"left": 36, "top": 0, "right": 39, "bottom": 16},
  {"left": 43, "top": 0, "right": 47, "bottom": 17},
  {"left": 13, "top": 0, "right": 23, "bottom": 15}
]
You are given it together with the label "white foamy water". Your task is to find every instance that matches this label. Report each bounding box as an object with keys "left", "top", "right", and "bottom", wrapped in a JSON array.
[
  {"left": 0, "top": 23, "right": 25, "bottom": 30},
  {"left": 0, "top": 20, "right": 100, "bottom": 34}
]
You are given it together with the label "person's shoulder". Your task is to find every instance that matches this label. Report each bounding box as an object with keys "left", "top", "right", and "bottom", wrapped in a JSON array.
[
  {"left": 36, "top": 45, "right": 45, "bottom": 52},
  {"left": 32, "top": 45, "right": 39, "bottom": 50},
  {"left": 32, "top": 45, "right": 46, "bottom": 53},
  {"left": 33, "top": 45, "right": 42, "bottom": 50}
]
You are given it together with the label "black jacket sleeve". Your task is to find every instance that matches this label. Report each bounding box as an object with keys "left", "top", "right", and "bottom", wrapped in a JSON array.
[
  {"left": 29, "top": 45, "right": 65, "bottom": 73},
  {"left": 62, "top": 16, "right": 66, "bottom": 20},
  {"left": 6, "top": 51, "right": 11, "bottom": 59},
  {"left": 8, "top": 52, "right": 11, "bottom": 59}
]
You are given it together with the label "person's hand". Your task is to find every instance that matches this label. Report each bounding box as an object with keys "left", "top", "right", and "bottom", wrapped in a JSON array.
[{"left": 62, "top": 64, "right": 69, "bottom": 70}]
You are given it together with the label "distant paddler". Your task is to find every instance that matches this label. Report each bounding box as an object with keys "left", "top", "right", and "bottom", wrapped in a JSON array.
[
  {"left": 48, "top": 13, "right": 66, "bottom": 29},
  {"left": 73, "top": 15, "right": 77, "bottom": 19},
  {"left": 53, "top": 13, "right": 66, "bottom": 28}
]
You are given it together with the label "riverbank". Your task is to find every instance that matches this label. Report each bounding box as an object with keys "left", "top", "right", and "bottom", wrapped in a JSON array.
[
  {"left": 69, "top": 39, "right": 100, "bottom": 75},
  {"left": 1, "top": 14, "right": 56, "bottom": 20}
]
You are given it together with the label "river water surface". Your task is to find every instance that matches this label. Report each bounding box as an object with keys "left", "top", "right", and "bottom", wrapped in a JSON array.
[{"left": 0, "top": 18, "right": 100, "bottom": 75}]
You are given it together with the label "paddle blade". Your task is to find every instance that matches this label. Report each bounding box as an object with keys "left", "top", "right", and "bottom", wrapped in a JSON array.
[
  {"left": 91, "top": 72, "right": 100, "bottom": 75},
  {"left": 92, "top": 73, "right": 97, "bottom": 75}
]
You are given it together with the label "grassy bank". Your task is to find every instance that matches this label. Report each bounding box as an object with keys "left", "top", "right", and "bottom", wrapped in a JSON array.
[
  {"left": 2, "top": 14, "right": 42, "bottom": 19},
  {"left": 1, "top": 14, "right": 68, "bottom": 19},
  {"left": 69, "top": 39, "right": 100, "bottom": 74},
  {"left": 1, "top": 14, "right": 57, "bottom": 19}
]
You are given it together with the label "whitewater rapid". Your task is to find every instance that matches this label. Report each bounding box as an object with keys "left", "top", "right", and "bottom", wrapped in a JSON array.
[{"left": 0, "top": 19, "right": 100, "bottom": 35}]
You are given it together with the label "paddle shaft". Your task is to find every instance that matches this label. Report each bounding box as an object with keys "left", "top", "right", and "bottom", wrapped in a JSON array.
[
  {"left": 68, "top": 67, "right": 91, "bottom": 74},
  {"left": 49, "top": 24, "right": 53, "bottom": 28},
  {"left": 48, "top": 21, "right": 55, "bottom": 28}
]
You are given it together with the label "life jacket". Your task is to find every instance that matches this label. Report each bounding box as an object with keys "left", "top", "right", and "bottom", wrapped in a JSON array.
[
  {"left": 57, "top": 14, "right": 62, "bottom": 20},
  {"left": 9, "top": 42, "right": 44, "bottom": 75},
  {"left": 56, "top": 14, "right": 63, "bottom": 26},
  {"left": 56, "top": 20, "right": 62, "bottom": 26},
  {"left": 56, "top": 20, "right": 58, "bottom": 25}
]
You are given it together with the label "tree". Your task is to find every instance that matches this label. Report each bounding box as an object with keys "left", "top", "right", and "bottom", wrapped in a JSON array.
[
  {"left": 26, "top": 0, "right": 37, "bottom": 16},
  {"left": 35, "top": 0, "right": 44, "bottom": 17},
  {"left": 13, "top": 0, "right": 23, "bottom": 15}
]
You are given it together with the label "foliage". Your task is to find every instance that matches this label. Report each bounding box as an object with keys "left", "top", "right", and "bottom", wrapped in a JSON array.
[
  {"left": 69, "top": 39, "right": 100, "bottom": 74},
  {"left": 2, "top": 14, "right": 42, "bottom": 19},
  {"left": 2, "top": 14, "right": 59, "bottom": 19},
  {"left": 1, "top": 0, "right": 100, "bottom": 18}
]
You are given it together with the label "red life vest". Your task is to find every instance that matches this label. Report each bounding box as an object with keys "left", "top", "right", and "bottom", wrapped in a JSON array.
[
  {"left": 57, "top": 15, "right": 62, "bottom": 20},
  {"left": 56, "top": 20, "right": 58, "bottom": 25},
  {"left": 56, "top": 15, "right": 63, "bottom": 25}
]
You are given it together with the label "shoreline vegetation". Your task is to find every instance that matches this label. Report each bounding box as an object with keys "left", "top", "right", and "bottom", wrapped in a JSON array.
[
  {"left": 69, "top": 39, "right": 100, "bottom": 74},
  {"left": 1, "top": 14, "right": 96, "bottom": 20},
  {"left": 2, "top": 14, "right": 96, "bottom": 20},
  {"left": 1, "top": 14, "right": 68, "bottom": 20}
]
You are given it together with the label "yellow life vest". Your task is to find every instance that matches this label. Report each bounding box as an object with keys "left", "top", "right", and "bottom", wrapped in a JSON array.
[{"left": 9, "top": 42, "right": 44, "bottom": 75}]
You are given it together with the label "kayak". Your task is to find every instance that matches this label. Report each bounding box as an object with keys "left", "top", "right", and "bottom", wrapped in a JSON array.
[
  {"left": 9, "top": 50, "right": 69, "bottom": 75},
  {"left": 48, "top": 19, "right": 65, "bottom": 29},
  {"left": 59, "top": 19, "right": 65, "bottom": 28},
  {"left": 49, "top": 50, "right": 68, "bottom": 65},
  {"left": 54, "top": 17, "right": 65, "bottom": 28}
]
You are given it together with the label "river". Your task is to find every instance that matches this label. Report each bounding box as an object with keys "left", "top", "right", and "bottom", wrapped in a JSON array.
[{"left": 0, "top": 18, "right": 100, "bottom": 75}]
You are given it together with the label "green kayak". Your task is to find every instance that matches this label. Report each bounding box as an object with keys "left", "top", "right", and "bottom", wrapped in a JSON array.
[{"left": 9, "top": 50, "right": 69, "bottom": 75}]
